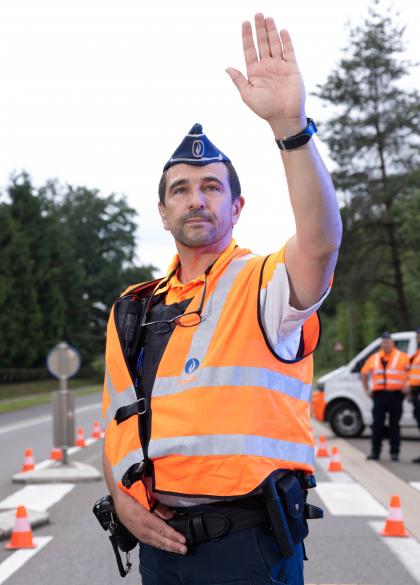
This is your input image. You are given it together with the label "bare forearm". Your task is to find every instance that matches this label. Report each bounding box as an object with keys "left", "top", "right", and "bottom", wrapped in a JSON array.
[{"left": 272, "top": 121, "right": 342, "bottom": 258}]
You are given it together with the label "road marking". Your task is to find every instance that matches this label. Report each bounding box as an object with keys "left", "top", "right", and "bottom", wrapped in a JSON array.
[
  {"left": 315, "top": 483, "right": 387, "bottom": 516},
  {"left": 0, "top": 402, "right": 101, "bottom": 435},
  {"left": 67, "top": 437, "right": 97, "bottom": 454},
  {"left": 0, "top": 536, "right": 52, "bottom": 584},
  {"left": 0, "top": 484, "right": 74, "bottom": 512},
  {"left": 410, "top": 481, "right": 420, "bottom": 493},
  {"left": 369, "top": 521, "right": 420, "bottom": 584}
]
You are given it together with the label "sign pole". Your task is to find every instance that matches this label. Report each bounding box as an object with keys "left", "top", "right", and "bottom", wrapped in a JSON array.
[{"left": 47, "top": 341, "right": 81, "bottom": 466}]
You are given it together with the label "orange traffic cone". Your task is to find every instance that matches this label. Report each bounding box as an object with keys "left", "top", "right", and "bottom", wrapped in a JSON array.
[
  {"left": 327, "top": 446, "right": 343, "bottom": 472},
  {"left": 50, "top": 447, "right": 63, "bottom": 461},
  {"left": 381, "top": 495, "right": 409, "bottom": 537},
  {"left": 316, "top": 435, "right": 329, "bottom": 458},
  {"left": 75, "top": 427, "right": 86, "bottom": 448},
  {"left": 21, "top": 448, "right": 35, "bottom": 472},
  {"left": 91, "top": 421, "right": 101, "bottom": 439},
  {"left": 5, "top": 506, "right": 36, "bottom": 549}
]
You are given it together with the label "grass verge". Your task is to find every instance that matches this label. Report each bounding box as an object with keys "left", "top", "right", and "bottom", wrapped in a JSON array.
[{"left": 0, "top": 383, "right": 102, "bottom": 414}]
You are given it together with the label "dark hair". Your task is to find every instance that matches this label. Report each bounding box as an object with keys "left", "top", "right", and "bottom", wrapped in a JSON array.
[{"left": 158, "top": 161, "right": 241, "bottom": 205}]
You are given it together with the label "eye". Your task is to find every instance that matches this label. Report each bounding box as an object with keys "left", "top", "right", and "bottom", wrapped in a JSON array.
[
  {"left": 205, "top": 184, "right": 221, "bottom": 192},
  {"left": 173, "top": 186, "right": 186, "bottom": 194}
]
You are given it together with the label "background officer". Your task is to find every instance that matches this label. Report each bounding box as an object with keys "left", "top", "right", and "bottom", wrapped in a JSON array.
[{"left": 361, "top": 332, "right": 410, "bottom": 461}]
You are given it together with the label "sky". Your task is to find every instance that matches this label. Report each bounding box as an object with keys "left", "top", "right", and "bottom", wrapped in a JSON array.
[{"left": 0, "top": 0, "right": 419, "bottom": 274}]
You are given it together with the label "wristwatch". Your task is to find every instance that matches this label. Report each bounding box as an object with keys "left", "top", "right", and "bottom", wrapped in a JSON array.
[{"left": 275, "top": 118, "right": 317, "bottom": 151}]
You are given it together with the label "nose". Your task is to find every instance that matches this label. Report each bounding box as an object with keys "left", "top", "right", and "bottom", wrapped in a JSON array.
[{"left": 188, "top": 187, "right": 206, "bottom": 209}]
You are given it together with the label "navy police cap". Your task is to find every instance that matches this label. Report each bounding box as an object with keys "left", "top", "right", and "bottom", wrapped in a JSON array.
[
  {"left": 163, "top": 123, "right": 231, "bottom": 172},
  {"left": 381, "top": 331, "right": 392, "bottom": 339}
]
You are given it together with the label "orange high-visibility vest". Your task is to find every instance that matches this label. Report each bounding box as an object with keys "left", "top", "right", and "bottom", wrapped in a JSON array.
[
  {"left": 364, "top": 349, "right": 409, "bottom": 391},
  {"left": 409, "top": 350, "right": 420, "bottom": 387},
  {"left": 102, "top": 247, "right": 320, "bottom": 508}
]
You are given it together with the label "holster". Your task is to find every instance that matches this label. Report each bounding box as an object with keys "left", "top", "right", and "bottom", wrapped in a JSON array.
[{"left": 93, "top": 495, "right": 138, "bottom": 578}]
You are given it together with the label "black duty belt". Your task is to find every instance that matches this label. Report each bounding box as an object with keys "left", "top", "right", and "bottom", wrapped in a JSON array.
[
  {"left": 167, "top": 498, "right": 269, "bottom": 547},
  {"left": 166, "top": 491, "right": 323, "bottom": 548}
]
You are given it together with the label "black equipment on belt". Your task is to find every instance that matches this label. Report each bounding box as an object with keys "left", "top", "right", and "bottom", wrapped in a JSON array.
[{"left": 93, "top": 494, "right": 138, "bottom": 578}]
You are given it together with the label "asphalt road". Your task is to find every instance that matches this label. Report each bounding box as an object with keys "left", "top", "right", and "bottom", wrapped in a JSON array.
[{"left": 0, "top": 393, "right": 419, "bottom": 585}]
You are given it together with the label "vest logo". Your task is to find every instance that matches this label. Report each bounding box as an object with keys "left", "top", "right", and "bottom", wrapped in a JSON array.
[
  {"left": 192, "top": 140, "right": 204, "bottom": 158},
  {"left": 185, "top": 358, "right": 200, "bottom": 374}
]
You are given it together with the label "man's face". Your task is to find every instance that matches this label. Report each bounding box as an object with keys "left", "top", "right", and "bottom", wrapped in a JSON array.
[
  {"left": 381, "top": 338, "right": 394, "bottom": 354},
  {"left": 158, "top": 163, "right": 244, "bottom": 249}
]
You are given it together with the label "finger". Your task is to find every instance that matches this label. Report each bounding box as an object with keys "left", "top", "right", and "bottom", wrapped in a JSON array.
[
  {"left": 279, "top": 29, "right": 297, "bottom": 63},
  {"left": 150, "top": 532, "right": 188, "bottom": 555},
  {"left": 254, "top": 12, "right": 270, "bottom": 59},
  {"left": 265, "top": 17, "right": 282, "bottom": 59},
  {"left": 242, "top": 20, "right": 258, "bottom": 71},
  {"left": 226, "top": 67, "right": 249, "bottom": 96},
  {"left": 147, "top": 513, "right": 187, "bottom": 545}
]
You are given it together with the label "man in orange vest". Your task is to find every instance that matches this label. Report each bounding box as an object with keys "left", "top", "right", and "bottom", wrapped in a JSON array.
[
  {"left": 409, "top": 328, "right": 420, "bottom": 463},
  {"left": 101, "top": 13, "right": 341, "bottom": 585},
  {"left": 361, "top": 332, "right": 410, "bottom": 461}
]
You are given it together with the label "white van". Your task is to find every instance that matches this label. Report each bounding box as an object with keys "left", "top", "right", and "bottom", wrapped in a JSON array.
[{"left": 312, "top": 331, "right": 418, "bottom": 437}]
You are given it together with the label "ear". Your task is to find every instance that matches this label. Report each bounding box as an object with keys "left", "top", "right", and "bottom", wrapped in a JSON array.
[
  {"left": 158, "top": 202, "right": 170, "bottom": 231},
  {"left": 231, "top": 196, "right": 245, "bottom": 226}
]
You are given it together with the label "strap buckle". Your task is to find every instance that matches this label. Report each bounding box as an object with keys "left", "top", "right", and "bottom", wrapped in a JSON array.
[
  {"left": 136, "top": 397, "right": 147, "bottom": 416},
  {"left": 121, "top": 461, "right": 146, "bottom": 489},
  {"left": 114, "top": 397, "right": 148, "bottom": 425}
]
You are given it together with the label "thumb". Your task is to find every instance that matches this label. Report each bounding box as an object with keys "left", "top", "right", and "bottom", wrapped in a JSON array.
[{"left": 225, "top": 67, "right": 249, "bottom": 96}]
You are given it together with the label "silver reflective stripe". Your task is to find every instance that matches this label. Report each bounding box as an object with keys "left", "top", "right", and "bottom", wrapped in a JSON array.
[
  {"left": 112, "top": 449, "right": 143, "bottom": 483},
  {"left": 391, "top": 352, "right": 400, "bottom": 369},
  {"left": 148, "top": 434, "right": 314, "bottom": 466},
  {"left": 410, "top": 374, "right": 420, "bottom": 380},
  {"left": 373, "top": 379, "right": 403, "bottom": 387},
  {"left": 104, "top": 368, "right": 137, "bottom": 426},
  {"left": 153, "top": 365, "right": 311, "bottom": 402},
  {"left": 183, "top": 254, "right": 254, "bottom": 369}
]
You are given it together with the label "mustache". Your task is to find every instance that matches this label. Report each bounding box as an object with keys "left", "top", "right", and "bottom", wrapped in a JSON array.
[{"left": 182, "top": 211, "right": 214, "bottom": 222}]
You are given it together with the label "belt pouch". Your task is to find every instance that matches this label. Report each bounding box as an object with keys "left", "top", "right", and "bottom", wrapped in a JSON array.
[{"left": 276, "top": 474, "right": 308, "bottom": 543}]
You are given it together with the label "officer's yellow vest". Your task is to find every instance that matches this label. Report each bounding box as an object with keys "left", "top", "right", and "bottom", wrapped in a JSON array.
[{"left": 102, "top": 247, "right": 319, "bottom": 508}]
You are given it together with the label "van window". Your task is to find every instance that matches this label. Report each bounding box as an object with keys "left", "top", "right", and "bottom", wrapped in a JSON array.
[
  {"left": 351, "top": 338, "right": 410, "bottom": 373},
  {"left": 395, "top": 339, "right": 409, "bottom": 353},
  {"left": 351, "top": 344, "right": 380, "bottom": 373}
]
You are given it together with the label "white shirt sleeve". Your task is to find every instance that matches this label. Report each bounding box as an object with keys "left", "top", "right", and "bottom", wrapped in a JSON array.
[{"left": 259, "top": 261, "right": 330, "bottom": 360}]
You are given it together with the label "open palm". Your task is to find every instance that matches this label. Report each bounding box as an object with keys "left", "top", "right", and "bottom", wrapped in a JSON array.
[{"left": 227, "top": 14, "right": 306, "bottom": 125}]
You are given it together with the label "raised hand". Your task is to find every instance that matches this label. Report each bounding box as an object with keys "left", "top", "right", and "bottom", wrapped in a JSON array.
[{"left": 226, "top": 13, "right": 306, "bottom": 134}]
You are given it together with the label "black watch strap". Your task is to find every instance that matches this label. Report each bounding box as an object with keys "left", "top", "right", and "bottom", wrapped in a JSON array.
[{"left": 275, "top": 118, "right": 317, "bottom": 151}]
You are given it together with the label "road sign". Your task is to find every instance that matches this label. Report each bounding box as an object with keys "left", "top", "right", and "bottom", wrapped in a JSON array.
[
  {"left": 334, "top": 340, "right": 345, "bottom": 352},
  {"left": 47, "top": 342, "right": 81, "bottom": 380}
]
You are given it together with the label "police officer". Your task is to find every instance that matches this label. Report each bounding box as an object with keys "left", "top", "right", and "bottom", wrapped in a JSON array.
[
  {"left": 409, "top": 328, "right": 420, "bottom": 463},
  {"left": 362, "top": 332, "right": 410, "bottom": 461},
  {"left": 102, "top": 13, "right": 341, "bottom": 585}
]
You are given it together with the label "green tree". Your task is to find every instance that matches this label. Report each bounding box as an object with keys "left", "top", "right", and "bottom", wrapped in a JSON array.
[
  {"left": 0, "top": 173, "right": 156, "bottom": 370},
  {"left": 0, "top": 202, "right": 43, "bottom": 367},
  {"left": 315, "top": 0, "right": 420, "bottom": 331}
]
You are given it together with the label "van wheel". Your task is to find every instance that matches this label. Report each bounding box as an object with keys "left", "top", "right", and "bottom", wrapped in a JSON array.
[{"left": 329, "top": 401, "right": 365, "bottom": 437}]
